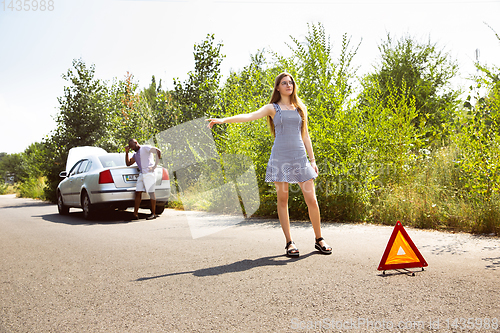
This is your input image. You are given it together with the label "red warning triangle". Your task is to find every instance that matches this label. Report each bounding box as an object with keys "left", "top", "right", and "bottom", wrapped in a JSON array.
[{"left": 378, "top": 221, "right": 428, "bottom": 271}]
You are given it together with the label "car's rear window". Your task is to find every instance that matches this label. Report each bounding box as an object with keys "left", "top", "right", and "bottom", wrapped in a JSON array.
[{"left": 98, "top": 154, "right": 129, "bottom": 168}]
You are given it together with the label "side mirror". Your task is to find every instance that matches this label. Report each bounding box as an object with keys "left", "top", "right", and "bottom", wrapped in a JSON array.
[{"left": 59, "top": 171, "right": 67, "bottom": 178}]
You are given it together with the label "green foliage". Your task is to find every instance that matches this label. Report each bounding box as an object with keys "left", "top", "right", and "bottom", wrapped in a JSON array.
[
  {"left": 213, "top": 51, "right": 281, "bottom": 215},
  {"left": 107, "top": 72, "right": 159, "bottom": 149},
  {"left": 0, "top": 143, "right": 46, "bottom": 199},
  {"left": 216, "top": 50, "right": 273, "bottom": 175},
  {"left": 54, "top": 58, "right": 111, "bottom": 148},
  {"left": 171, "top": 34, "right": 225, "bottom": 124},
  {"left": 0, "top": 153, "right": 24, "bottom": 182},
  {"left": 43, "top": 58, "right": 112, "bottom": 202},
  {"left": 370, "top": 25, "right": 500, "bottom": 234},
  {"left": 0, "top": 183, "right": 16, "bottom": 195},
  {"left": 143, "top": 76, "right": 175, "bottom": 133},
  {"left": 20, "top": 143, "right": 45, "bottom": 180},
  {"left": 360, "top": 34, "right": 460, "bottom": 146},
  {"left": 456, "top": 25, "right": 500, "bottom": 207},
  {"left": 0, "top": 182, "right": 8, "bottom": 195},
  {"left": 281, "top": 24, "right": 359, "bottom": 114},
  {"left": 18, "top": 176, "right": 46, "bottom": 200},
  {"left": 12, "top": 23, "right": 498, "bottom": 234}
]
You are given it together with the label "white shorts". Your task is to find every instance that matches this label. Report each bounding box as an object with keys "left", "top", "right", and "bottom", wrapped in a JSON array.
[{"left": 136, "top": 172, "right": 156, "bottom": 193}]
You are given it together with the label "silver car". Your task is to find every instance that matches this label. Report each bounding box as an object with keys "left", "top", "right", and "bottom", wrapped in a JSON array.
[{"left": 57, "top": 147, "right": 170, "bottom": 220}]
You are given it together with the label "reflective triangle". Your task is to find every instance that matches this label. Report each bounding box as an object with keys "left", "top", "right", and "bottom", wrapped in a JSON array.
[
  {"left": 386, "top": 231, "right": 419, "bottom": 265},
  {"left": 378, "top": 221, "right": 428, "bottom": 271}
]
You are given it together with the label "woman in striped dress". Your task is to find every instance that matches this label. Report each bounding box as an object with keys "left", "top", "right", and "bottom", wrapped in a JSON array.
[{"left": 207, "top": 72, "right": 331, "bottom": 257}]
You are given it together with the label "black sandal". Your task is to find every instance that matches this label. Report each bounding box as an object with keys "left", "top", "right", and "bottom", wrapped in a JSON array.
[
  {"left": 315, "top": 237, "right": 332, "bottom": 254},
  {"left": 285, "top": 241, "right": 299, "bottom": 257}
]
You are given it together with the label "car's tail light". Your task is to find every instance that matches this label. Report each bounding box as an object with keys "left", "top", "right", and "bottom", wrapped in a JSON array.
[
  {"left": 99, "top": 170, "right": 114, "bottom": 184},
  {"left": 162, "top": 168, "right": 169, "bottom": 181}
]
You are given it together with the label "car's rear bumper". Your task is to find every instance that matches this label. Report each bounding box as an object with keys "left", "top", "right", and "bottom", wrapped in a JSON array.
[{"left": 89, "top": 188, "right": 170, "bottom": 205}]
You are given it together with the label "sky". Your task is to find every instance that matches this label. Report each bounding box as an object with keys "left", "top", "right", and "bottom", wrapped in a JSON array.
[{"left": 1, "top": 0, "right": 499, "bottom": 154}]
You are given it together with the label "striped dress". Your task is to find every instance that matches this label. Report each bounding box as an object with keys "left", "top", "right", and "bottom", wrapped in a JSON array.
[{"left": 264, "top": 103, "right": 317, "bottom": 183}]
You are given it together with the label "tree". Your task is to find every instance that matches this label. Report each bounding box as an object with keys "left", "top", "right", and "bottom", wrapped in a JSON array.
[
  {"left": 53, "top": 58, "right": 111, "bottom": 148},
  {"left": 455, "top": 24, "right": 500, "bottom": 204},
  {"left": 43, "top": 58, "right": 111, "bottom": 202},
  {"left": 360, "top": 34, "right": 460, "bottom": 146},
  {"left": 171, "top": 34, "right": 225, "bottom": 124},
  {"left": 278, "top": 23, "right": 360, "bottom": 116},
  {"left": 142, "top": 76, "right": 176, "bottom": 133},
  {"left": 106, "top": 72, "right": 158, "bottom": 148},
  {"left": 20, "top": 142, "right": 45, "bottom": 180},
  {"left": 468, "top": 23, "right": 500, "bottom": 120},
  {"left": 0, "top": 153, "right": 24, "bottom": 182}
]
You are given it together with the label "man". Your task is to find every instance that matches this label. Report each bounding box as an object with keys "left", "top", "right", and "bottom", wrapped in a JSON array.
[{"left": 125, "top": 139, "right": 162, "bottom": 220}]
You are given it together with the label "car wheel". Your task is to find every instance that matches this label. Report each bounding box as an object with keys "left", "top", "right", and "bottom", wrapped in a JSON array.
[
  {"left": 82, "top": 192, "right": 93, "bottom": 220},
  {"left": 155, "top": 204, "right": 166, "bottom": 215},
  {"left": 57, "top": 191, "right": 70, "bottom": 215}
]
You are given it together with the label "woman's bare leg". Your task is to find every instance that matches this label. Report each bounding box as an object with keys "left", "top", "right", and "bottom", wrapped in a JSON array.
[
  {"left": 299, "top": 179, "right": 330, "bottom": 249},
  {"left": 275, "top": 182, "right": 297, "bottom": 252}
]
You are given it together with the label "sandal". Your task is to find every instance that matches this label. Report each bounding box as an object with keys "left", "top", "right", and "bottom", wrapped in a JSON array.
[
  {"left": 285, "top": 241, "right": 299, "bottom": 257},
  {"left": 315, "top": 237, "right": 332, "bottom": 254}
]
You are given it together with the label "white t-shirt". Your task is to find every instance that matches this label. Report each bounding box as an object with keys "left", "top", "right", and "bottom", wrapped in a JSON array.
[{"left": 133, "top": 145, "right": 158, "bottom": 174}]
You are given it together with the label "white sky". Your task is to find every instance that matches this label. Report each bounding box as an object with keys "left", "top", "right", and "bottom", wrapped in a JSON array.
[{"left": 1, "top": 0, "right": 499, "bottom": 154}]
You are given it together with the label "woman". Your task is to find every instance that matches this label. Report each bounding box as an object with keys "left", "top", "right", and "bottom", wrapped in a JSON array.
[{"left": 207, "top": 72, "right": 331, "bottom": 257}]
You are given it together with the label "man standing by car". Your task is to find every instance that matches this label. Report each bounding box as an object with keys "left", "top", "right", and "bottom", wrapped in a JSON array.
[{"left": 125, "top": 139, "right": 162, "bottom": 220}]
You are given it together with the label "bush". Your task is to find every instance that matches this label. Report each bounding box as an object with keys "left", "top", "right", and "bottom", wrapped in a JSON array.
[
  {"left": 370, "top": 145, "right": 499, "bottom": 234},
  {"left": 17, "top": 177, "right": 47, "bottom": 200}
]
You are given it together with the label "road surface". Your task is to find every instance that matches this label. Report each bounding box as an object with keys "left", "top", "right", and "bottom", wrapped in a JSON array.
[{"left": 1, "top": 194, "right": 499, "bottom": 332}]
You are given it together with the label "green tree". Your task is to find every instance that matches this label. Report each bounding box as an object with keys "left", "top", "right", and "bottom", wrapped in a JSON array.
[
  {"left": 0, "top": 153, "right": 8, "bottom": 182},
  {"left": 216, "top": 51, "right": 274, "bottom": 179},
  {"left": 106, "top": 72, "right": 158, "bottom": 148},
  {"left": 278, "top": 23, "right": 360, "bottom": 116},
  {"left": 20, "top": 142, "right": 45, "bottom": 180},
  {"left": 53, "top": 58, "right": 111, "bottom": 148},
  {"left": 142, "top": 75, "right": 176, "bottom": 133},
  {"left": 360, "top": 34, "right": 460, "bottom": 146},
  {"left": 0, "top": 153, "right": 24, "bottom": 182},
  {"left": 43, "top": 58, "right": 111, "bottom": 202},
  {"left": 468, "top": 24, "right": 500, "bottom": 119},
  {"left": 455, "top": 24, "right": 500, "bottom": 206},
  {"left": 171, "top": 34, "right": 225, "bottom": 124}
]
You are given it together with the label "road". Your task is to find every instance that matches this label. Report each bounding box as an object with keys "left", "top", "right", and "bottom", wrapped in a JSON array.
[{"left": 1, "top": 194, "right": 500, "bottom": 332}]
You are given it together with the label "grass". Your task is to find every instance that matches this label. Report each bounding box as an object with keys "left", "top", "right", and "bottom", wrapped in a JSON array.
[
  {"left": 369, "top": 146, "right": 499, "bottom": 235},
  {"left": 15, "top": 177, "right": 47, "bottom": 201}
]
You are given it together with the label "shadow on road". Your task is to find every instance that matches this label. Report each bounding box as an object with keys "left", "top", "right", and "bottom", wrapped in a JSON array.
[
  {"left": 34, "top": 210, "right": 152, "bottom": 225},
  {"left": 482, "top": 257, "right": 500, "bottom": 270},
  {"left": 376, "top": 268, "right": 426, "bottom": 277},
  {"left": 134, "top": 252, "right": 317, "bottom": 282}
]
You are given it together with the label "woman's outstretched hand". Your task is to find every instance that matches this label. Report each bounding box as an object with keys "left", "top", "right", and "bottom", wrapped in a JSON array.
[{"left": 206, "top": 118, "right": 225, "bottom": 128}]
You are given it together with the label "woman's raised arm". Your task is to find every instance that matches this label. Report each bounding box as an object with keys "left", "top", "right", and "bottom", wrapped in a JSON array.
[{"left": 206, "top": 104, "right": 275, "bottom": 128}]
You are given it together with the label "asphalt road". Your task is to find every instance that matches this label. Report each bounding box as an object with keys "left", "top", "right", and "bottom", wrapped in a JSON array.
[{"left": 1, "top": 194, "right": 500, "bottom": 332}]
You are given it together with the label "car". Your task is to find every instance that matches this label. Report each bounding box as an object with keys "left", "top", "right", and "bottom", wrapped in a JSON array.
[{"left": 57, "top": 146, "right": 170, "bottom": 220}]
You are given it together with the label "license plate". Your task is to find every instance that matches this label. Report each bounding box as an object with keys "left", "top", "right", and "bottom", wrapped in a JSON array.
[{"left": 125, "top": 174, "right": 139, "bottom": 182}]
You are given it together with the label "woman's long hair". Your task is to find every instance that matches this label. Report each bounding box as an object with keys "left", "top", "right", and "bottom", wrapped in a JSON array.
[{"left": 267, "top": 72, "right": 308, "bottom": 138}]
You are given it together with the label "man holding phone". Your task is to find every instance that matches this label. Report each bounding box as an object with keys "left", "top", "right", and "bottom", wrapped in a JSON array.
[{"left": 125, "top": 139, "right": 162, "bottom": 220}]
